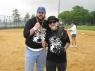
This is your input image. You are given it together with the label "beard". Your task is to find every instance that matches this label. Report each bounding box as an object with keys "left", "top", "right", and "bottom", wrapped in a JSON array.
[
  {"left": 50, "top": 26, "right": 57, "bottom": 30},
  {"left": 50, "top": 23, "right": 58, "bottom": 30},
  {"left": 37, "top": 16, "right": 45, "bottom": 21}
]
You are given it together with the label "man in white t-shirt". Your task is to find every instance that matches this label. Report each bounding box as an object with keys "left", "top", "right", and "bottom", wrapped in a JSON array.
[{"left": 68, "top": 22, "right": 77, "bottom": 47}]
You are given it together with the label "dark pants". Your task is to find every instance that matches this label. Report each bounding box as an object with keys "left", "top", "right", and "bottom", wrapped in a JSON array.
[{"left": 46, "top": 60, "right": 67, "bottom": 71}]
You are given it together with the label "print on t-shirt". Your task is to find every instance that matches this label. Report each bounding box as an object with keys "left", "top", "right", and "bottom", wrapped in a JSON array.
[
  {"left": 49, "top": 36, "right": 63, "bottom": 54},
  {"left": 33, "top": 28, "right": 46, "bottom": 43}
]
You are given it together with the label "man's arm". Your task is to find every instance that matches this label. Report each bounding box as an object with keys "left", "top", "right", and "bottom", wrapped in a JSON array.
[
  {"left": 64, "top": 42, "right": 70, "bottom": 51},
  {"left": 23, "top": 19, "right": 32, "bottom": 38},
  {"left": 64, "top": 30, "right": 70, "bottom": 51},
  {"left": 42, "top": 30, "right": 49, "bottom": 48},
  {"left": 23, "top": 19, "right": 41, "bottom": 38},
  {"left": 30, "top": 22, "right": 40, "bottom": 36}
]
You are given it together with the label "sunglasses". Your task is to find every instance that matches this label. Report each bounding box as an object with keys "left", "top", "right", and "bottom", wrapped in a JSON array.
[
  {"left": 49, "top": 20, "right": 57, "bottom": 24},
  {"left": 38, "top": 12, "right": 45, "bottom": 14}
]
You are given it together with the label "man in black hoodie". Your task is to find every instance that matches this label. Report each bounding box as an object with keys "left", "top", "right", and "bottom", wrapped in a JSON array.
[{"left": 23, "top": 7, "right": 47, "bottom": 71}]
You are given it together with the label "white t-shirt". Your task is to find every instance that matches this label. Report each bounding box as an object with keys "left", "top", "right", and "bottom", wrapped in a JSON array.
[
  {"left": 26, "top": 45, "right": 44, "bottom": 51},
  {"left": 69, "top": 25, "right": 77, "bottom": 35}
]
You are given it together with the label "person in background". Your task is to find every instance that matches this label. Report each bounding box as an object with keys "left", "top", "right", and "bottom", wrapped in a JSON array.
[
  {"left": 23, "top": 6, "right": 48, "bottom": 71},
  {"left": 68, "top": 21, "right": 77, "bottom": 47},
  {"left": 45, "top": 16, "right": 70, "bottom": 71}
]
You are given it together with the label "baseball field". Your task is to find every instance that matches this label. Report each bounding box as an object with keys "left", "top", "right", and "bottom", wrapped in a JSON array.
[{"left": 0, "top": 28, "right": 95, "bottom": 71}]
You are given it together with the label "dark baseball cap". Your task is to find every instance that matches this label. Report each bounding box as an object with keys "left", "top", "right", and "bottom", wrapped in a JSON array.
[{"left": 37, "top": 7, "right": 46, "bottom": 13}]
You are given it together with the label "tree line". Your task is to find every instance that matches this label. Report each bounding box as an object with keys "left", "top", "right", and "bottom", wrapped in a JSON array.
[
  {"left": 12, "top": 9, "right": 35, "bottom": 23},
  {"left": 58, "top": 5, "right": 95, "bottom": 25},
  {"left": 12, "top": 6, "right": 95, "bottom": 25}
]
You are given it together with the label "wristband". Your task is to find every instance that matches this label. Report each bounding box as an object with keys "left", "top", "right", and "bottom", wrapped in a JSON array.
[{"left": 33, "top": 27, "right": 37, "bottom": 31}]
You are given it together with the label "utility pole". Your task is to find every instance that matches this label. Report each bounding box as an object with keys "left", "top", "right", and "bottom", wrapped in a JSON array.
[
  {"left": 58, "top": 0, "right": 60, "bottom": 17},
  {"left": 58, "top": 0, "right": 64, "bottom": 27}
]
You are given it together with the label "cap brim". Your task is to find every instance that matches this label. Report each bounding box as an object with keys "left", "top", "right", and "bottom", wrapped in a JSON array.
[{"left": 37, "top": 10, "right": 46, "bottom": 13}]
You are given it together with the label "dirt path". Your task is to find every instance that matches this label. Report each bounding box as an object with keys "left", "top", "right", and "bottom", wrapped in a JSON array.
[{"left": 0, "top": 29, "right": 95, "bottom": 71}]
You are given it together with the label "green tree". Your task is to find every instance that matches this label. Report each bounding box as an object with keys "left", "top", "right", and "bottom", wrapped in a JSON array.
[
  {"left": 24, "top": 13, "right": 30, "bottom": 22},
  {"left": 12, "top": 9, "right": 21, "bottom": 23},
  {"left": 90, "top": 11, "right": 95, "bottom": 25},
  {"left": 71, "top": 5, "right": 89, "bottom": 24},
  {"left": 58, "top": 11, "right": 71, "bottom": 22},
  {"left": 58, "top": 5, "right": 91, "bottom": 25}
]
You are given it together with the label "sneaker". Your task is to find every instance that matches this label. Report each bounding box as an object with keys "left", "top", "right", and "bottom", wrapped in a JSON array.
[
  {"left": 70, "top": 45, "right": 77, "bottom": 48},
  {"left": 70, "top": 45, "right": 74, "bottom": 47},
  {"left": 73, "top": 45, "right": 77, "bottom": 48}
]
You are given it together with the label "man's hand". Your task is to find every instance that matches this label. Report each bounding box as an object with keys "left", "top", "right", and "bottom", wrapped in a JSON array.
[
  {"left": 30, "top": 22, "right": 40, "bottom": 36},
  {"left": 42, "top": 41, "right": 48, "bottom": 48},
  {"left": 64, "top": 42, "right": 70, "bottom": 52},
  {"left": 33, "top": 22, "right": 41, "bottom": 30}
]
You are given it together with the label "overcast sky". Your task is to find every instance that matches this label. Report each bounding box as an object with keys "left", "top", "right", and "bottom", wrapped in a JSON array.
[{"left": 0, "top": 0, "right": 95, "bottom": 17}]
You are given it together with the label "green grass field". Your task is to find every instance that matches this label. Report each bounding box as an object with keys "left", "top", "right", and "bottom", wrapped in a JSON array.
[
  {"left": 65, "top": 25, "right": 95, "bottom": 31},
  {"left": 77, "top": 25, "right": 95, "bottom": 31}
]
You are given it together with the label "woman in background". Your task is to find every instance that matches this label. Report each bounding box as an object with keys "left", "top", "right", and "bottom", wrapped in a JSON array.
[{"left": 68, "top": 22, "right": 77, "bottom": 47}]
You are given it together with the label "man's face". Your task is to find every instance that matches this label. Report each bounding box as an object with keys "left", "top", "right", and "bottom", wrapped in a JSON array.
[
  {"left": 36, "top": 12, "right": 45, "bottom": 20},
  {"left": 48, "top": 20, "right": 58, "bottom": 30}
]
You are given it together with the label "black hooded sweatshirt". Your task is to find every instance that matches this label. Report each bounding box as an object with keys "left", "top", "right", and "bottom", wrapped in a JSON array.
[{"left": 23, "top": 17, "right": 48, "bottom": 49}]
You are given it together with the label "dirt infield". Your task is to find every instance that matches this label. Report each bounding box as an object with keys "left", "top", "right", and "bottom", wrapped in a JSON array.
[{"left": 0, "top": 29, "right": 95, "bottom": 71}]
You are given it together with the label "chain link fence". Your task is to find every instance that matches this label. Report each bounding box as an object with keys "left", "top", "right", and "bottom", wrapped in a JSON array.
[{"left": 0, "top": 15, "right": 25, "bottom": 29}]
